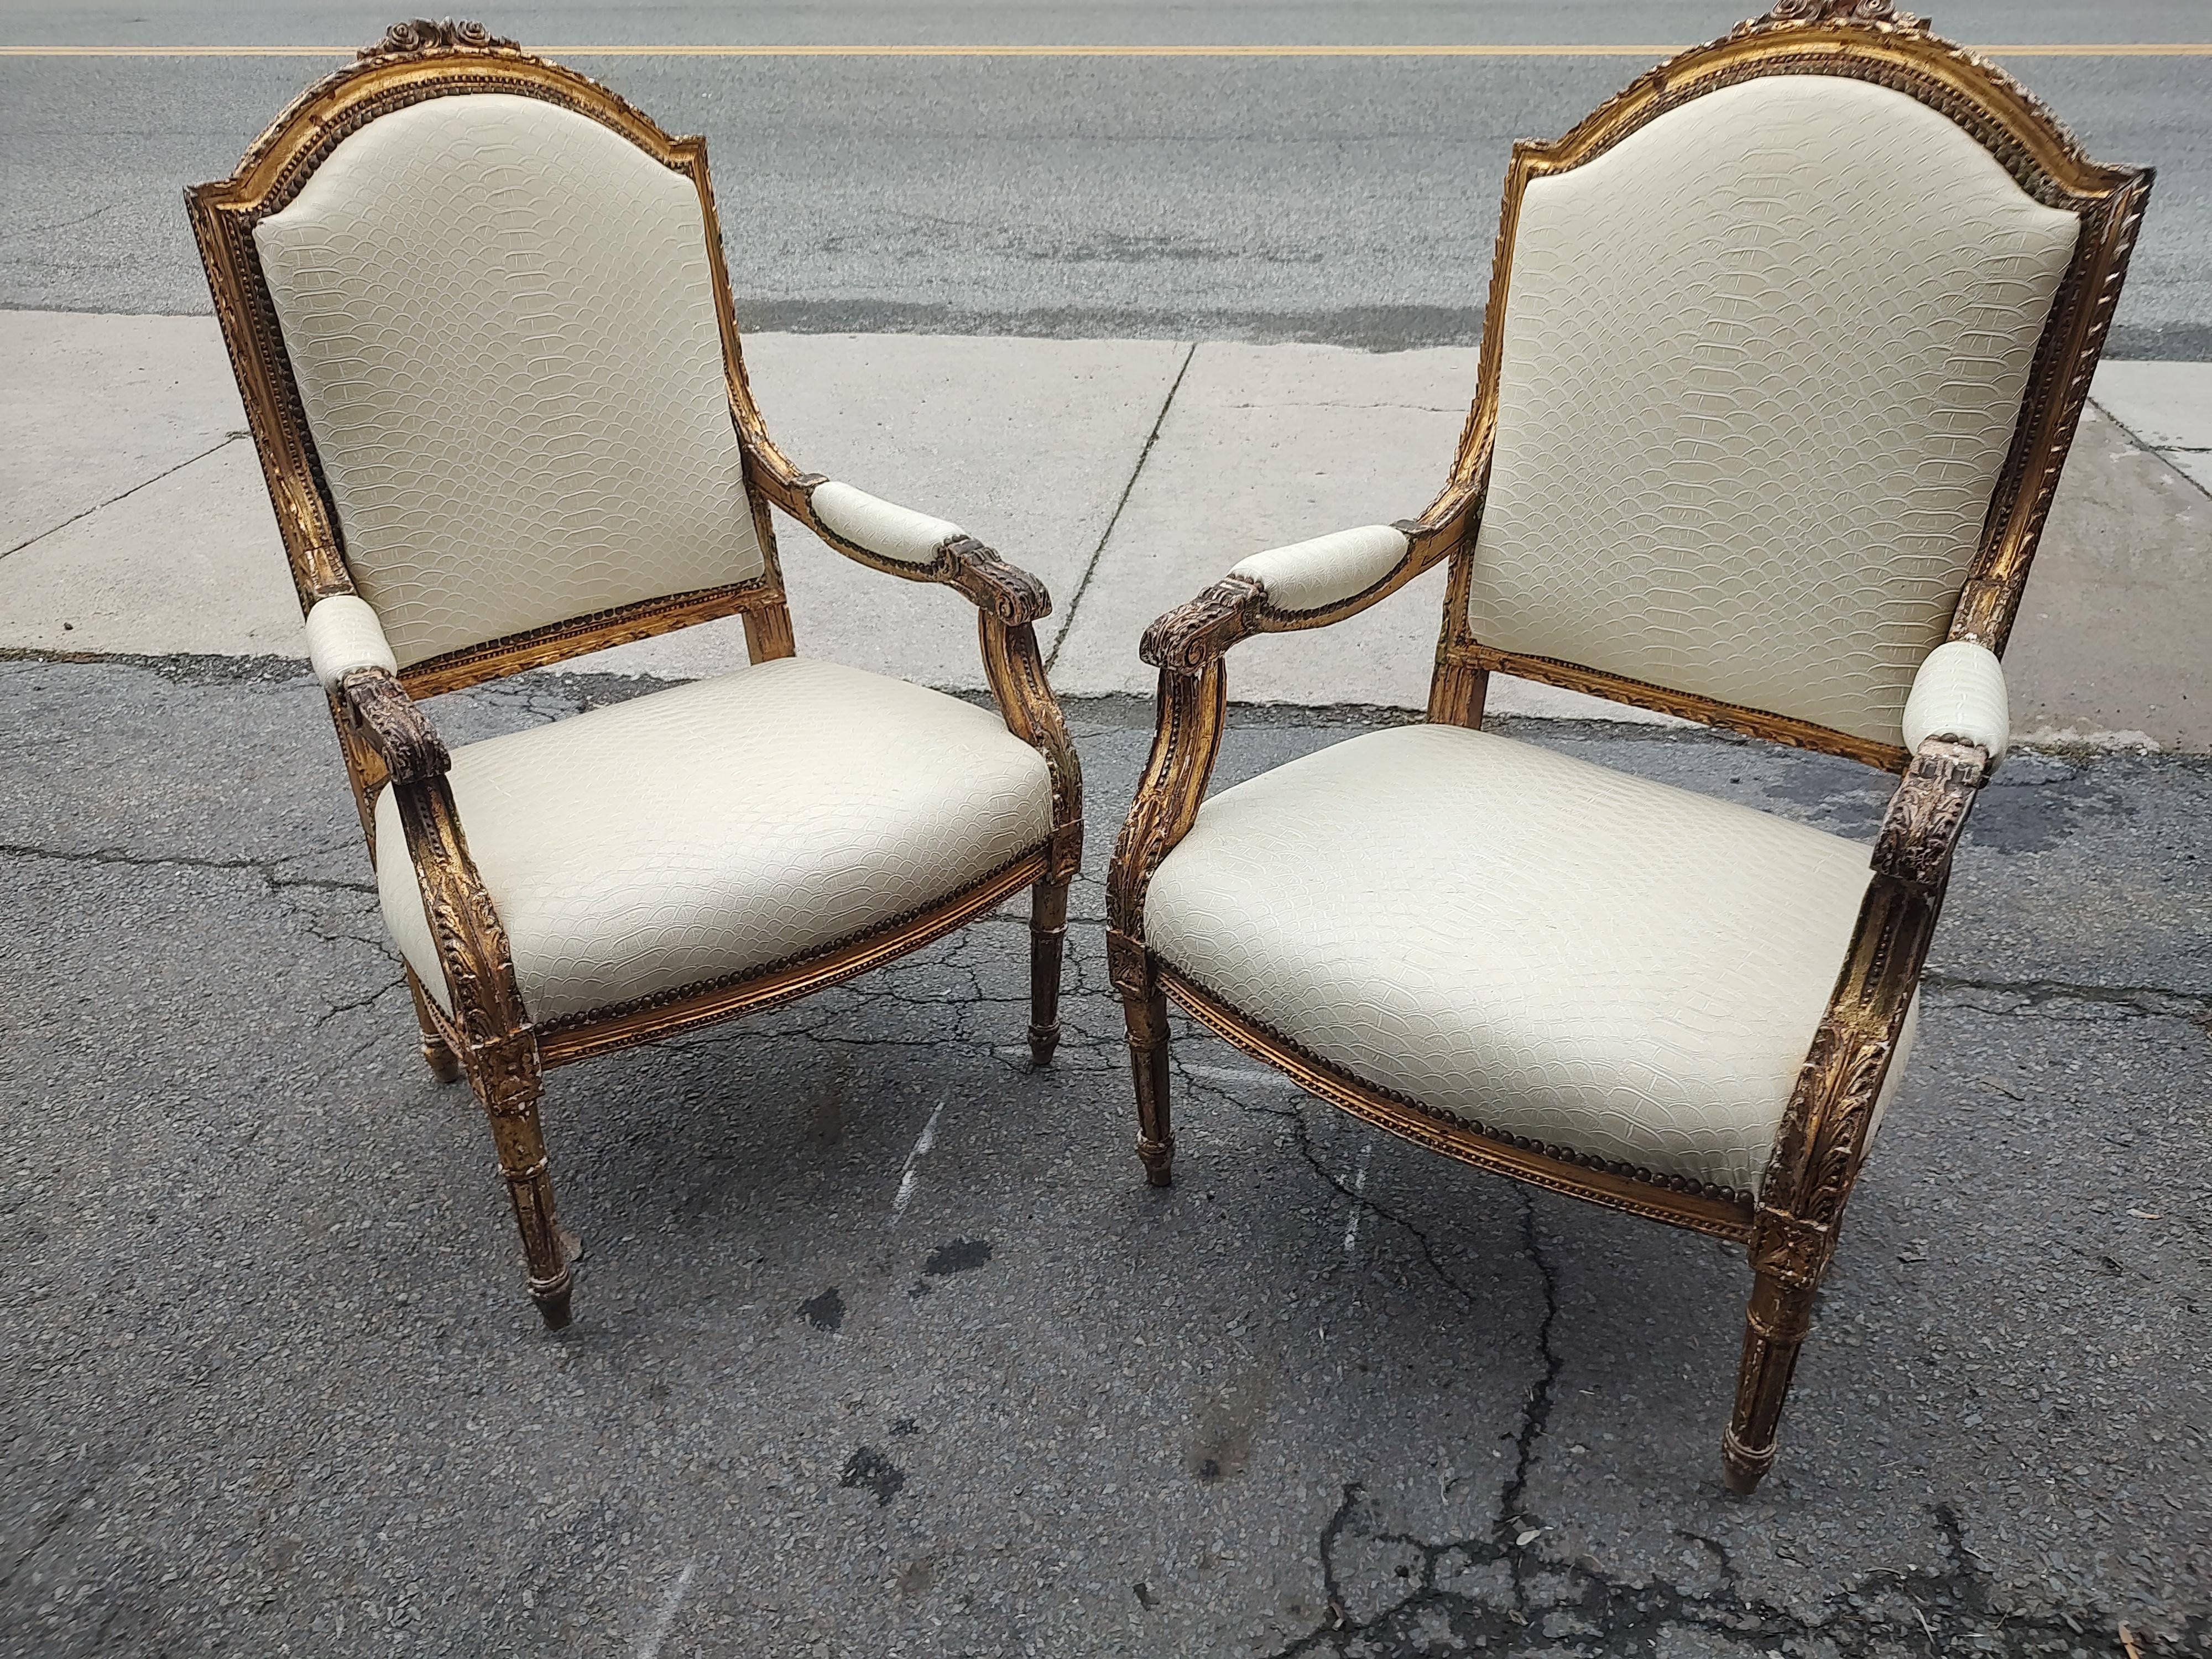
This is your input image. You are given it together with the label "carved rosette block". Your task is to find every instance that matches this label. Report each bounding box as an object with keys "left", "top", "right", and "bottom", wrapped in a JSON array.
[
  {"left": 360, "top": 18, "right": 519, "bottom": 60},
  {"left": 1742, "top": 0, "right": 1929, "bottom": 30}
]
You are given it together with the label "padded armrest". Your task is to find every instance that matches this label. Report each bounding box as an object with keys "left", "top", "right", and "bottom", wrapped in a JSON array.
[
  {"left": 1229, "top": 524, "right": 1411, "bottom": 613},
  {"left": 1902, "top": 640, "right": 2009, "bottom": 763},
  {"left": 810, "top": 481, "right": 963, "bottom": 566},
  {"left": 305, "top": 594, "right": 398, "bottom": 689}
]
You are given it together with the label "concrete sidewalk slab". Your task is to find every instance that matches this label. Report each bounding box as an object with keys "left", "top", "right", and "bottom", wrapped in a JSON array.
[
  {"left": 2093, "top": 358, "right": 2212, "bottom": 493},
  {"left": 0, "top": 309, "right": 247, "bottom": 554},
  {"left": 1044, "top": 340, "right": 1649, "bottom": 722},
  {"left": 2007, "top": 403, "right": 2210, "bottom": 750},
  {"left": 577, "top": 333, "right": 1190, "bottom": 691},
  {"left": 0, "top": 437, "right": 300, "bottom": 655},
  {"left": 1, "top": 313, "right": 2204, "bottom": 748},
  {"left": 0, "top": 319, "right": 1189, "bottom": 690}
]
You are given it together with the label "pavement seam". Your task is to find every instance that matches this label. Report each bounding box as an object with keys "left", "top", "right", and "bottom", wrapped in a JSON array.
[
  {"left": 2085, "top": 394, "right": 2212, "bottom": 503},
  {"left": 2, "top": 431, "right": 247, "bottom": 559},
  {"left": 1044, "top": 339, "right": 1198, "bottom": 669}
]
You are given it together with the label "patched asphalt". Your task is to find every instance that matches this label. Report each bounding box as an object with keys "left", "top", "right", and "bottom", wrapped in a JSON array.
[{"left": 3, "top": 657, "right": 2207, "bottom": 1656}]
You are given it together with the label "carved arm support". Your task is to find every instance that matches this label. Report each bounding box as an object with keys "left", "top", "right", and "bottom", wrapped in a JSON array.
[
  {"left": 306, "top": 597, "right": 537, "bottom": 1094},
  {"left": 1751, "top": 735, "right": 1990, "bottom": 1291}
]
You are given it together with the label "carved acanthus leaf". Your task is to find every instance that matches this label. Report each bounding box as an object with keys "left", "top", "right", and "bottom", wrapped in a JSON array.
[
  {"left": 1740, "top": 0, "right": 1929, "bottom": 31},
  {"left": 1792, "top": 1025, "right": 1896, "bottom": 1228},
  {"left": 1873, "top": 738, "right": 1986, "bottom": 888},
  {"left": 1104, "top": 930, "right": 1155, "bottom": 1003},
  {"left": 1139, "top": 576, "right": 1264, "bottom": 673},
  {"left": 340, "top": 667, "right": 450, "bottom": 783},
  {"left": 359, "top": 18, "right": 519, "bottom": 60}
]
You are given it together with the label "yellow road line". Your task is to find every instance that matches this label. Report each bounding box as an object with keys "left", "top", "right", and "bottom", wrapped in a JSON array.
[{"left": 1, "top": 41, "right": 2209, "bottom": 59}]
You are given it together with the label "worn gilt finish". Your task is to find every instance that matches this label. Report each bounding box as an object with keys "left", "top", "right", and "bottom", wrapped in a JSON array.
[
  {"left": 1105, "top": 8, "right": 2145, "bottom": 1489},
  {"left": 191, "top": 24, "right": 1081, "bottom": 1327}
]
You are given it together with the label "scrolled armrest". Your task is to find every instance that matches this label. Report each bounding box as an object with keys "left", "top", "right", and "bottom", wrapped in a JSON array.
[
  {"left": 939, "top": 534, "right": 1053, "bottom": 627},
  {"left": 1230, "top": 524, "right": 1411, "bottom": 614},
  {"left": 812, "top": 480, "right": 962, "bottom": 566},
  {"left": 1139, "top": 503, "right": 1474, "bottom": 675},
  {"left": 802, "top": 479, "right": 1051, "bottom": 625},
  {"left": 1139, "top": 576, "right": 1266, "bottom": 672},
  {"left": 1872, "top": 737, "right": 1987, "bottom": 889},
  {"left": 338, "top": 666, "right": 450, "bottom": 785}
]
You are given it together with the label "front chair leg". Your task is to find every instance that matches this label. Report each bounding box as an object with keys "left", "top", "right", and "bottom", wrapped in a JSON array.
[
  {"left": 468, "top": 1054, "right": 572, "bottom": 1329},
  {"left": 1108, "top": 936, "right": 1175, "bottom": 1186},
  {"left": 1028, "top": 877, "right": 1070, "bottom": 1065},
  {"left": 1721, "top": 1264, "right": 1820, "bottom": 1494}
]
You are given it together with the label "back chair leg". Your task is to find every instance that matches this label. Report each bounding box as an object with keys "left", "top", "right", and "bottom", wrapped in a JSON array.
[
  {"left": 1115, "top": 947, "right": 1175, "bottom": 1186},
  {"left": 407, "top": 973, "right": 462, "bottom": 1084},
  {"left": 1721, "top": 1266, "right": 1819, "bottom": 1494},
  {"left": 470, "top": 1068, "right": 573, "bottom": 1329},
  {"left": 1028, "top": 876, "right": 1070, "bottom": 1065}
]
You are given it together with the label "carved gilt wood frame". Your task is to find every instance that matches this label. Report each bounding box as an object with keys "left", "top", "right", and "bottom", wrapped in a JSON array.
[
  {"left": 189, "top": 19, "right": 1083, "bottom": 1329},
  {"left": 1104, "top": 0, "right": 2149, "bottom": 1492}
]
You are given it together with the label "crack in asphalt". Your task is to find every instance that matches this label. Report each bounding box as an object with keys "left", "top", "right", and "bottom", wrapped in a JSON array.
[
  {"left": 0, "top": 841, "right": 373, "bottom": 895},
  {"left": 1175, "top": 1061, "right": 1486, "bottom": 1310},
  {"left": 1496, "top": 1188, "right": 1563, "bottom": 1605},
  {"left": 1921, "top": 969, "right": 2210, "bottom": 1018},
  {"left": 1265, "top": 1483, "right": 2205, "bottom": 1658}
]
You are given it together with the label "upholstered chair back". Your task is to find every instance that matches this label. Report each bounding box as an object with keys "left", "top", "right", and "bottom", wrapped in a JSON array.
[
  {"left": 1465, "top": 74, "right": 2080, "bottom": 745},
  {"left": 254, "top": 92, "right": 763, "bottom": 668}
]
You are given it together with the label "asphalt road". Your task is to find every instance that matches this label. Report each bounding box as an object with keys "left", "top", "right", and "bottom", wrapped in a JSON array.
[
  {"left": 3, "top": 659, "right": 2209, "bottom": 1656},
  {"left": 0, "top": 1, "right": 2206, "bottom": 352}
]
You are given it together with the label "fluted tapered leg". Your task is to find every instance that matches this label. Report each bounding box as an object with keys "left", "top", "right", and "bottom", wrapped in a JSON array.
[
  {"left": 1721, "top": 1268, "right": 1818, "bottom": 1494},
  {"left": 1120, "top": 966, "right": 1174, "bottom": 1187},
  {"left": 468, "top": 1061, "right": 571, "bottom": 1329},
  {"left": 1028, "top": 877, "right": 1069, "bottom": 1065}
]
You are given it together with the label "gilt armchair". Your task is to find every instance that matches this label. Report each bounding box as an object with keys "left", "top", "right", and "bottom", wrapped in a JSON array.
[
  {"left": 1107, "top": 1, "right": 2148, "bottom": 1491},
  {"left": 187, "top": 21, "right": 1081, "bottom": 1328}
]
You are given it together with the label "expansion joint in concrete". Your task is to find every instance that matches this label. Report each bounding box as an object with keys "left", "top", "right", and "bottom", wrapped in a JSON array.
[
  {"left": 1046, "top": 340, "right": 1197, "bottom": 670},
  {"left": 2, "top": 432, "right": 246, "bottom": 559}
]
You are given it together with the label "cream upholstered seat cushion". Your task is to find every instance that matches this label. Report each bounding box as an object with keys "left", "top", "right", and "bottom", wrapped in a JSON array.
[
  {"left": 378, "top": 658, "right": 1053, "bottom": 1023},
  {"left": 255, "top": 93, "right": 763, "bottom": 668},
  {"left": 1144, "top": 726, "right": 1916, "bottom": 1195},
  {"left": 1467, "top": 75, "right": 2078, "bottom": 745}
]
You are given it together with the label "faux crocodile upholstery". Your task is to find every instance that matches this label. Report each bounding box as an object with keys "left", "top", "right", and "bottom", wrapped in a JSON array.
[
  {"left": 811, "top": 481, "right": 962, "bottom": 566},
  {"left": 256, "top": 93, "right": 763, "bottom": 669},
  {"left": 1468, "top": 74, "right": 2078, "bottom": 745},
  {"left": 378, "top": 657, "right": 1053, "bottom": 1021},
  {"left": 1903, "top": 639, "right": 2010, "bottom": 761},
  {"left": 1232, "top": 525, "right": 1410, "bottom": 613},
  {"left": 1145, "top": 725, "right": 1918, "bottom": 1194},
  {"left": 304, "top": 594, "right": 396, "bottom": 688}
]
